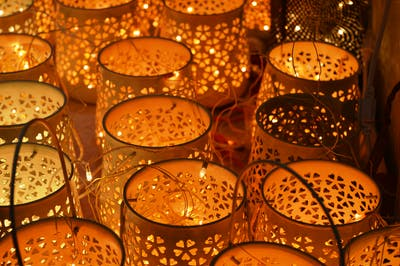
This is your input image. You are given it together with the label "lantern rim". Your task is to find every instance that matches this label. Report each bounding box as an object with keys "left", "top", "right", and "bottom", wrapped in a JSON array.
[
  {"left": 0, "top": 0, "right": 34, "bottom": 18},
  {"left": 0, "top": 33, "right": 53, "bottom": 75},
  {"left": 0, "top": 142, "right": 74, "bottom": 207},
  {"left": 266, "top": 40, "right": 360, "bottom": 83},
  {"left": 98, "top": 36, "right": 193, "bottom": 79},
  {"left": 163, "top": 0, "right": 246, "bottom": 17},
  {"left": 0, "top": 216, "right": 126, "bottom": 265},
  {"left": 103, "top": 95, "right": 212, "bottom": 149},
  {"left": 210, "top": 241, "right": 324, "bottom": 265},
  {"left": 54, "top": 0, "right": 133, "bottom": 11},
  {"left": 343, "top": 224, "right": 400, "bottom": 257},
  {"left": 123, "top": 158, "right": 246, "bottom": 228},
  {"left": 261, "top": 159, "right": 382, "bottom": 228},
  {"left": 0, "top": 80, "right": 67, "bottom": 128}
]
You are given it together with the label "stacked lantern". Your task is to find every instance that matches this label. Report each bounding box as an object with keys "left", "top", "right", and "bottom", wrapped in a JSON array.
[
  {"left": 160, "top": 0, "right": 250, "bottom": 107},
  {"left": 122, "top": 159, "right": 247, "bottom": 265},
  {"left": 96, "top": 37, "right": 194, "bottom": 146},
  {"left": 99, "top": 95, "right": 212, "bottom": 234},
  {"left": 254, "top": 41, "right": 361, "bottom": 164},
  {"left": 257, "top": 159, "right": 382, "bottom": 265}
]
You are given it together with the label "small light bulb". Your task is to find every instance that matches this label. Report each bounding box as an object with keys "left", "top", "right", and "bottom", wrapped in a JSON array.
[
  {"left": 199, "top": 161, "right": 208, "bottom": 178},
  {"left": 85, "top": 164, "right": 93, "bottom": 182}
]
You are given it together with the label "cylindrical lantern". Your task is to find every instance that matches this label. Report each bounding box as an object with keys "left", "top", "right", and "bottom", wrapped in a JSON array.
[
  {"left": 122, "top": 158, "right": 247, "bottom": 265},
  {"left": 55, "top": 0, "right": 141, "bottom": 104},
  {"left": 258, "top": 159, "right": 382, "bottom": 265},
  {"left": 160, "top": 0, "right": 250, "bottom": 107},
  {"left": 0, "top": 143, "right": 78, "bottom": 238},
  {"left": 0, "top": 80, "right": 75, "bottom": 158},
  {"left": 96, "top": 37, "right": 193, "bottom": 146},
  {"left": 250, "top": 93, "right": 355, "bottom": 164},
  {"left": 0, "top": 0, "right": 35, "bottom": 34},
  {"left": 0, "top": 33, "right": 57, "bottom": 85},
  {"left": 257, "top": 41, "right": 360, "bottom": 107},
  {"left": 344, "top": 225, "right": 400, "bottom": 265},
  {"left": 211, "top": 241, "right": 323, "bottom": 265},
  {"left": 0, "top": 217, "right": 125, "bottom": 265},
  {"left": 99, "top": 95, "right": 212, "bottom": 234},
  {"left": 279, "top": 0, "right": 368, "bottom": 57}
]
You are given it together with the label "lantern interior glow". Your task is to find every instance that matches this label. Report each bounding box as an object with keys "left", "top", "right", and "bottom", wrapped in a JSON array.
[
  {"left": 0, "top": 81, "right": 65, "bottom": 126},
  {"left": 0, "top": 34, "right": 51, "bottom": 73},
  {"left": 98, "top": 37, "right": 192, "bottom": 77},
  {"left": 0, "top": 143, "right": 71, "bottom": 206},
  {"left": 104, "top": 96, "right": 211, "bottom": 148},
  {"left": 263, "top": 160, "right": 381, "bottom": 225},
  {"left": 269, "top": 41, "right": 359, "bottom": 81},
  {"left": 124, "top": 159, "right": 244, "bottom": 226},
  {"left": 0, "top": 0, "right": 32, "bottom": 17}
]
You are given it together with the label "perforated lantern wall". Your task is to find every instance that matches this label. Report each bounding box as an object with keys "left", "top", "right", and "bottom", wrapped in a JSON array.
[
  {"left": 344, "top": 225, "right": 400, "bottom": 265},
  {"left": 160, "top": 0, "right": 250, "bottom": 107},
  {"left": 0, "top": 217, "right": 125, "bottom": 265},
  {"left": 279, "top": 0, "right": 367, "bottom": 57},
  {"left": 211, "top": 241, "right": 324, "bottom": 265},
  {"left": 250, "top": 93, "right": 356, "bottom": 164},
  {"left": 55, "top": 0, "right": 141, "bottom": 104},
  {"left": 0, "top": 81, "right": 75, "bottom": 157},
  {"left": 33, "top": 0, "right": 57, "bottom": 43},
  {"left": 258, "top": 159, "right": 382, "bottom": 265},
  {"left": 99, "top": 95, "right": 212, "bottom": 234},
  {"left": 0, "top": 33, "right": 58, "bottom": 85},
  {"left": 122, "top": 158, "right": 247, "bottom": 265},
  {"left": 0, "top": 0, "right": 35, "bottom": 34},
  {"left": 243, "top": 0, "right": 272, "bottom": 33},
  {"left": 97, "top": 37, "right": 193, "bottom": 147},
  {"left": 0, "top": 143, "right": 79, "bottom": 238},
  {"left": 256, "top": 41, "right": 360, "bottom": 109}
]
